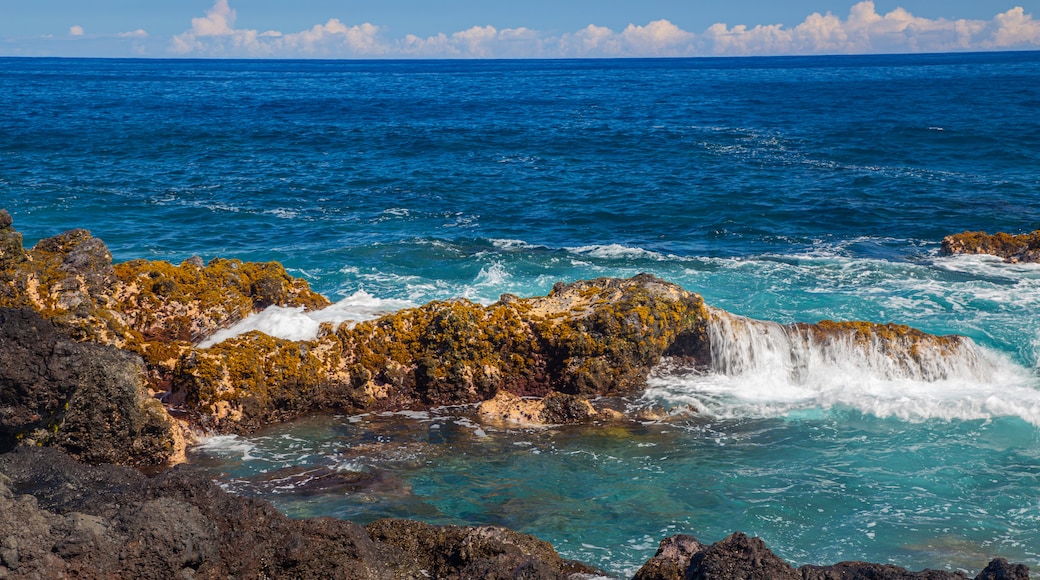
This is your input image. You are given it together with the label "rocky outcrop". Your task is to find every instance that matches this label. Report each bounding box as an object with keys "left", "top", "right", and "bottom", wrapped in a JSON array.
[
  {"left": 0, "top": 308, "right": 174, "bottom": 466},
  {"left": 633, "top": 532, "right": 1030, "bottom": 580},
  {"left": 940, "top": 229, "right": 1040, "bottom": 263},
  {"left": 0, "top": 446, "right": 596, "bottom": 579},
  {"left": 0, "top": 211, "right": 328, "bottom": 375},
  {"left": 170, "top": 273, "right": 711, "bottom": 433}
]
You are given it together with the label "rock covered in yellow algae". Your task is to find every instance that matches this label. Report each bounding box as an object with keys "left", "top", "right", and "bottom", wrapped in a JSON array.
[{"left": 941, "top": 229, "right": 1040, "bottom": 263}]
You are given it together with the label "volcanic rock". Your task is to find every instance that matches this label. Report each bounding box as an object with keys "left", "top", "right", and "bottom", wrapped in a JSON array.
[
  {"left": 633, "top": 532, "right": 1031, "bottom": 580},
  {"left": 0, "top": 446, "right": 595, "bottom": 579},
  {"left": 0, "top": 308, "right": 174, "bottom": 466},
  {"left": 940, "top": 229, "right": 1040, "bottom": 263}
]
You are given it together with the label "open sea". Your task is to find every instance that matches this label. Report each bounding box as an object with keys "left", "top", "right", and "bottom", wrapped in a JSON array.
[{"left": 2, "top": 52, "right": 1040, "bottom": 577}]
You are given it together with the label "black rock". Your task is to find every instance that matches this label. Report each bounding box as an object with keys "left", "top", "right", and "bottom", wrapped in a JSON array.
[
  {"left": 0, "top": 307, "right": 174, "bottom": 465},
  {"left": 634, "top": 532, "right": 1031, "bottom": 580}
]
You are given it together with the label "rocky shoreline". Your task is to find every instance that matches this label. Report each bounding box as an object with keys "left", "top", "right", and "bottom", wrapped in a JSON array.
[
  {"left": 0, "top": 210, "right": 1031, "bottom": 578},
  {"left": 941, "top": 228, "right": 1040, "bottom": 263}
]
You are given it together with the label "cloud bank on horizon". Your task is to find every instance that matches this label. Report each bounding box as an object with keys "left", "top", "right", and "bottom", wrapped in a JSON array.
[
  {"left": 166, "top": 0, "right": 1040, "bottom": 58},
  {"left": 40, "top": 0, "right": 1040, "bottom": 59}
]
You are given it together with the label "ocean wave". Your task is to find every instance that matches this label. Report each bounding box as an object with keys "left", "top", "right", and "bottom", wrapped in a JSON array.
[
  {"left": 642, "top": 310, "right": 1040, "bottom": 427},
  {"left": 566, "top": 244, "right": 675, "bottom": 261},
  {"left": 197, "top": 290, "right": 416, "bottom": 347}
]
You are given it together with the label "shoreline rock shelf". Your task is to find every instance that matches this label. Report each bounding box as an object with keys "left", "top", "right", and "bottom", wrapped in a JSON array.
[{"left": 0, "top": 210, "right": 1031, "bottom": 578}]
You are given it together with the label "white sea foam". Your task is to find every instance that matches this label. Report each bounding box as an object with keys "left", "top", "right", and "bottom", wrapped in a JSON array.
[
  {"left": 194, "top": 434, "right": 259, "bottom": 460},
  {"left": 198, "top": 290, "right": 416, "bottom": 347},
  {"left": 489, "top": 238, "right": 544, "bottom": 251},
  {"left": 566, "top": 244, "right": 671, "bottom": 261},
  {"left": 643, "top": 309, "right": 1040, "bottom": 426}
]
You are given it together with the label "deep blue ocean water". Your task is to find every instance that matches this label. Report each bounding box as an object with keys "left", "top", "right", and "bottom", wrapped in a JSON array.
[{"left": 3, "top": 52, "right": 1040, "bottom": 577}]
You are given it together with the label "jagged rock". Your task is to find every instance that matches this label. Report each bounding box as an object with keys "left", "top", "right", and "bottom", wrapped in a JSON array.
[
  {"left": 0, "top": 210, "right": 328, "bottom": 355},
  {"left": 941, "top": 229, "right": 1040, "bottom": 263},
  {"left": 632, "top": 534, "right": 704, "bottom": 580},
  {"left": 0, "top": 308, "right": 174, "bottom": 466},
  {"left": 685, "top": 532, "right": 802, "bottom": 580},
  {"left": 365, "top": 518, "right": 599, "bottom": 579},
  {"left": 973, "top": 558, "right": 1031, "bottom": 580},
  {"left": 0, "top": 446, "right": 595, "bottom": 579},
  {"left": 0, "top": 212, "right": 998, "bottom": 444},
  {"left": 635, "top": 533, "right": 1030, "bottom": 580},
  {"left": 113, "top": 256, "right": 329, "bottom": 344}
]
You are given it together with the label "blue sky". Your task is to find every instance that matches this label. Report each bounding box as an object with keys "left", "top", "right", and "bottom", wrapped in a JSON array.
[{"left": 3, "top": 0, "right": 1039, "bottom": 58}]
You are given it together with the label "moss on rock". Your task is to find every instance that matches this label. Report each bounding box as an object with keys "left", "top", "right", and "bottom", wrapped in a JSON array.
[
  {"left": 168, "top": 274, "right": 713, "bottom": 432},
  {"left": 941, "top": 229, "right": 1040, "bottom": 263}
]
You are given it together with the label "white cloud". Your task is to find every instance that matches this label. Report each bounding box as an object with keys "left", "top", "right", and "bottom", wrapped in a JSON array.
[
  {"left": 169, "top": 1, "right": 1040, "bottom": 59},
  {"left": 118, "top": 29, "right": 149, "bottom": 39},
  {"left": 69, "top": 25, "right": 84, "bottom": 37},
  {"left": 192, "top": 0, "right": 236, "bottom": 37},
  {"left": 400, "top": 26, "right": 548, "bottom": 58},
  {"left": 700, "top": 1, "right": 1040, "bottom": 55}
]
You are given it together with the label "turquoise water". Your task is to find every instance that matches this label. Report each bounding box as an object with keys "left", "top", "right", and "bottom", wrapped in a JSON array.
[
  {"left": 3, "top": 52, "right": 1040, "bottom": 576},
  {"left": 190, "top": 409, "right": 1040, "bottom": 577}
]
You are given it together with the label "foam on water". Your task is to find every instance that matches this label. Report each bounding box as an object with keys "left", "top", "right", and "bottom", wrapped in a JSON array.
[
  {"left": 643, "top": 308, "right": 1040, "bottom": 426},
  {"left": 194, "top": 434, "right": 259, "bottom": 461},
  {"left": 566, "top": 244, "right": 674, "bottom": 261},
  {"left": 198, "top": 290, "right": 416, "bottom": 347}
]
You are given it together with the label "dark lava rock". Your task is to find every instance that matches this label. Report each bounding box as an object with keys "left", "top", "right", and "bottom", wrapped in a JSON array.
[
  {"left": 632, "top": 534, "right": 705, "bottom": 580},
  {"left": 0, "top": 209, "right": 24, "bottom": 272},
  {"left": 0, "top": 307, "right": 174, "bottom": 466},
  {"left": 0, "top": 446, "right": 600, "bottom": 579},
  {"left": 634, "top": 532, "right": 1030, "bottom": 580},
  {"left": 366, "top": 518, "right": 599, "bottom": 579}
]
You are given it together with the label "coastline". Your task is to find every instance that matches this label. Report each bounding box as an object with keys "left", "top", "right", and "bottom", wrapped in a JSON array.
[{"left": 0, "top": 210, "right": 1034, "bottom": 578}]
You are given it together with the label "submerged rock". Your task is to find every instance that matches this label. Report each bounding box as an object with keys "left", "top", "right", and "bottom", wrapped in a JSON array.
[
  {"left": 633, "top": 532, "right": 1030, "bottom": 580},
  {"left": 941, "top": 229, "right": 1040, "bottom": 263}
]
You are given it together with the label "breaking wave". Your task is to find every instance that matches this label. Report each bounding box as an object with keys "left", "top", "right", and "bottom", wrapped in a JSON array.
[{"left": 644, "top": 309, "right": 1040, "bottom": 426}]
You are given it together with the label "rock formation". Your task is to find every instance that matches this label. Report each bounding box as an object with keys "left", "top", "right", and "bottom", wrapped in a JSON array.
[
  {"left": 0, "top": 447, "right": 1027, "bottom": 579},
  {"left": 633, "top": 532, "right": 1030, "bottom": 580},
  {"left": 941, "top": 229, "right": 1040, "bottom": 263}
]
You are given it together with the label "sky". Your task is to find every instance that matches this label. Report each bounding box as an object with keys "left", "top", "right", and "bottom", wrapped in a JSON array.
[{"left": 2, "top": 0, "right": 1039, "bottom": 58}]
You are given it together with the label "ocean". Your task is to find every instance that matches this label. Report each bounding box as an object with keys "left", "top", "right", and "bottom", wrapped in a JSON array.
[{"left": 2, "top": 52, "right": 1039, "bottom": 577}]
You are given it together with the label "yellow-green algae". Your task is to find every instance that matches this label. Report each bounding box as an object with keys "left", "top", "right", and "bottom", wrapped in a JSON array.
[{"left": 941, "top": 229, "right": 1040, "bottom": 263}]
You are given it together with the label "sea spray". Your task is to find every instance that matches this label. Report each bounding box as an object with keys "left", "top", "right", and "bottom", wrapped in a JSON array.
[
  {"left": 706, "top": 308, "right": 1004, "bottom": 383},
  {"left": 198, "top": 290, "right": 415, "bottom": 347},
  {"left": 643, "top": 308, "right": 1040, "bottom": 425}
]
